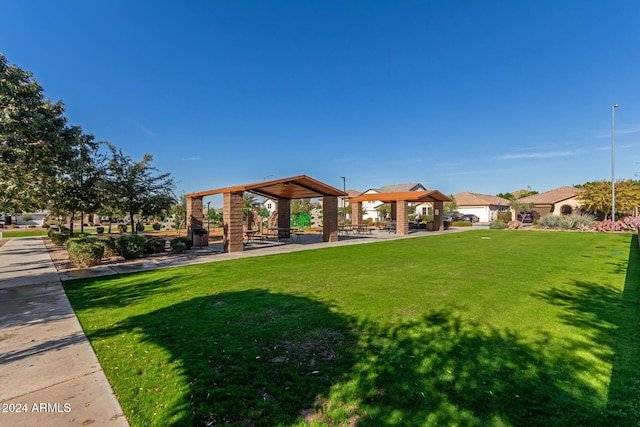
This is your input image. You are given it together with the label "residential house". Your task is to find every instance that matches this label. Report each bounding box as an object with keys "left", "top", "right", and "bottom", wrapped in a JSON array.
[
  {"left": 355, "top": 183, "right": 427, "bottom": 221},
  {"left": 454, "top": 192, "right": 511, "bottom": 222},
  {"left": 515, "top": 186, "right": 584, "bottom": 218}
]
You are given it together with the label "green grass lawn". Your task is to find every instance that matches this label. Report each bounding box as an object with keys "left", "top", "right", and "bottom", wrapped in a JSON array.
[{"left": 63, "top": 230, "right": 640, "bottom": 426}]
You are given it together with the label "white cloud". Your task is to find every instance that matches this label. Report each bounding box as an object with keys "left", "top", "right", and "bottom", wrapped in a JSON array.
[
  {"left": 496, "top": 151, "right": 576, "bottom": 160},
  {"left": 131, "top": 121, "right": 159, "bottom": 137}
]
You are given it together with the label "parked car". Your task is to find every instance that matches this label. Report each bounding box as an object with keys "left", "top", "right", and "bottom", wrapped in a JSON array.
[
  {"left": 460, "top": 214, "right": 479, "bottom": 223},
  {"left": 518, "top": 211, "right": 535, "bottom": 223},
  {"left": 443, "top": 212, "right": 458, "bottom": 222}
]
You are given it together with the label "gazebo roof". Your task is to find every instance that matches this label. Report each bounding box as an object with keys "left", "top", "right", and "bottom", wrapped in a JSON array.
[
  {"left": 348, "top": 190, "right": 451, "bottom": 203},
  {"left": 184, "top": 175, "right": 347, "bottom": 200}
]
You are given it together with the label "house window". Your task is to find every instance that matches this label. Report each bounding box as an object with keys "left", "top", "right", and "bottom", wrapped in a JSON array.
[
  {"left": 267, "top": 203, "right": 272, "bottom": 209},
  {"left": 561, "top": 204, "right": 572, "bottom": 215}
]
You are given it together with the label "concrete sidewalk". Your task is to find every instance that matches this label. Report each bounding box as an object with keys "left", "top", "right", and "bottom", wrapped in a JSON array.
[{"left": 0, "top": 237, "right": 129, "bottom": 427}]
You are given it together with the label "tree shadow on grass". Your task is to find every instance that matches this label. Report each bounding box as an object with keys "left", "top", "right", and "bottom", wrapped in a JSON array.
[
  {"left": 533, "top": 234, "right": 640, "bottom": 425},
  {"left": 330, "top": 310, "right": 610, "bottom": 426},
  {"left": 63, "top": 272, "right": 185, "bottom": 309},
  {"left": 85, "top": 287, "right": 620, "bottom": 426},
  {"left": 89, "top": 289, "right": 358, "bottom": 426}
]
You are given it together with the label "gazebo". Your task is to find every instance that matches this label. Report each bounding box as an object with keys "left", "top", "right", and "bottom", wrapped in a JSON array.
[
  {"left": 184, "top": 175, "right": 347, "bottom": 253},
  {"left": 348, "top": 190, "right": 451, "bottom": 235}
]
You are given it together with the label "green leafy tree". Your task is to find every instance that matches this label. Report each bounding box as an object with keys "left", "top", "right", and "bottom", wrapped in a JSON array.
[
  {"left": 106, "top": 145, "right": 175, "bottom": 234},
  {"left": 496, "top": 192, "right": 516, "bottom": 201},
  {"left": 376, "top": 203, "right": 391, "bottom": 219},
  {"left": 291, "top": 198, "right": 311, "bottom": 215},
  {"left": 0, "top": 54, "right": 76, "bottom": 215},
  {"left": 48, "top": 130, "right": 106, "bottom": 235},
  {"left": 444, "top": 195, "right": 458, "bottom": 213},
  {"left": 577, "top": 180, "right": 640, "bottom": 218}
]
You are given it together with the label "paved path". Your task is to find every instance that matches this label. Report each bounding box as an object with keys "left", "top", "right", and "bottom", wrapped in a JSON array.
[{"left": 0, "top": 237, "right": 129, "bottom": 427}]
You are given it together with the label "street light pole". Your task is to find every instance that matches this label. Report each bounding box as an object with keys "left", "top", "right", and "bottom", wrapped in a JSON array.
[
  {"left": 340, "top": 176, "right": 346, "bottom": 222},
  {"left": 612, "top": 103, "right": 619, "bottom": 221}
]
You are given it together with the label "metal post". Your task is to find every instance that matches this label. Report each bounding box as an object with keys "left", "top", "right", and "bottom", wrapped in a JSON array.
[
  {"left": 340, "top": 176, "right": 346, "bottom": 223},
  {"left": 612, "top": 103, "right": 618, "bottom": 221}
]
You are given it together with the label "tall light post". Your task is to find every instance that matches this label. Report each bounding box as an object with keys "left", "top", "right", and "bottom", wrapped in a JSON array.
[
  {"left": 340, "top": 176, "right": 346, "bottom": 222},
  {"left": 612, "top": 103, "right": 619, "bottom": 221}
]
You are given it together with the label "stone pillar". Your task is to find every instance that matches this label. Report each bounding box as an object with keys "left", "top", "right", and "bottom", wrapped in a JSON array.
[
  {"left": 433, "top": 201, "right": 444, "bottom": 231},
  {"left": 186, "top": 197, "right": 205, "bottom": 245},
  {"left": 323, "top": 196, "right": 339, "bottom": 242},
  {"left": 223, "top": 191, "right": 244, "bottom": 253},
  {"left": 351, "top": 202, "right": 362, "bottom": 226},
  {"left": 277, "top": 198, "right": 291, "bottom": 238},
  {"left": 396, "top": 200, "right": 409, "bottom": 235}
]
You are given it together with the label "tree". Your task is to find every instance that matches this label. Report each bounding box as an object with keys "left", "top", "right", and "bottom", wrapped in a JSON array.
[
  {"left": 496, "top": 192, "right": 516, "bottom": 201},
  {"left": 106, "top": 146, "right": 175, "bottom": 234},
  {"left": 0, "top": 54, "right": 76, "bottom": 214},
  {"left": 291, "top": 198, "right": 311, "bottom": 215},
  {"left": 577, "top": 180, "right": 640, "bottom": 219},
  {"left": 444, "top": 195, "right": 458, "bottom": 213},
  {"left": 47, "top": 129, "right": 106, "bottom": 235},
  {"left": 376, "top": 203, "right": 391, "bottom": 219}
]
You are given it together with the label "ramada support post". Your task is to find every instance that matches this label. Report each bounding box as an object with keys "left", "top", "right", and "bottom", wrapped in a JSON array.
[
  {"left": 223, "top": 191, "right": 244, "bottom": 253},
  {"left": 390, "top": 201, "right": 397, "bottom": 221},
  {"left": 396, "top": 200, "right": 409, "bottom": 235},
  {"left": 351, "top": 202, "right": 362, "bottom": 226},
  {"left": 277, "top": 198, "right": 291, "bottom": 238},
  {"left": 433, "top": 200, "right": 445, "bottom": 231},
  {"left": 186, "top": 196, "right": 205, "bottom": 244},
  {"left": 323, "top": 196, "right": 339, "bottom": 242}
]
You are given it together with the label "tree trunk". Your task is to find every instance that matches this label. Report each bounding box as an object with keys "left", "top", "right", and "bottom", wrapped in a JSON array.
[{"left": 69, "top": 210, "right": 75, "bottom": 236}]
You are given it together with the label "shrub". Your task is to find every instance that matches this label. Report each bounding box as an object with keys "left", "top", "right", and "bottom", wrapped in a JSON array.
[
  {"left": 96, "top": 226, "right": 105, "bottom": 234},
  {"left": 497, "top": 211, "right": 512, "bottom": 222},
  {"left": 152, "top": 223, "right": 162, "bottom": 231},
  {"left": 170, "top": 237, "right": 193, "bottom": 252},
  {"left": 538, "top": 215, "right": 561, "bottom": 229},
  {"left": 451, "top": 221, "right": 472, "bottom": 227},
  {"left": 47, "top": 226, "right": 59, "bottom": 234},
  {"left": 118, "top": 223, "right": 128, "bottom": 233},
  {"left": 49, "top": 232, "right": 70, "bottom": 246},
  {"left": 114, "top": 234, "right": 146, "bottom": 260},
  {"left": 66, "top": 236, "right": 104, "bottom": 267},
  {"left": 101, "top": 237, "right": 116, "bottom": 258},
  {"left": 43, "top": 223, "right": 51, "bottom": 229},
  {"left": 27, "top": 225, "right": 35, "bottom": 228},
  {"left": 489, "top": 221, "right": 508, "bottom": 229},
  {"left": 144, "top": 236, "right": 165, "bottom": 254},
  {"left": 136, "top": 223, "right": 146, "bottom": 232},
  {"left": 171, "top": 241, "right": 187, "bottom": 254}
]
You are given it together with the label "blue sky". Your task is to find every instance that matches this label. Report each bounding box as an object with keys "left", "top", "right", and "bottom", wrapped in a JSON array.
[{"left": 2, "top": 1, "right": 639, "bottom": 206}]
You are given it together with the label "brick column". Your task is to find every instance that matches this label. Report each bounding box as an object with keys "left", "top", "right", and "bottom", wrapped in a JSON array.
[
  {"left": 433, "top": 201, "right": 444, "bottom": 231},
  {"left": 390, "top": 202, "right": 397, "bottom": 220},
  {"left": 323, "top": 196, "right": 339, "bottom": 242},
  {"left": 352, "top": 202, "right": 362, "bottom": 225},
  {"left": 396, "top": 200, "right": 409, "bottom": 235},
  {"left": 186, "top": 197, "right": 204, "bottom": 244},
  {"left": 277, "top": 198, "right": 291, "bottom": 238},
  {"left": 223, "top": 191, "right": 244, "bottom": 253}
]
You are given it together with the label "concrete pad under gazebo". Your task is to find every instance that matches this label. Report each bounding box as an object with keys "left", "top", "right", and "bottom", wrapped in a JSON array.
[
  {"left": 348, "top": 190, "right": 452, "bottom": 235},
  {"left": 184, "top": 175, "right": 347, "bottom": 253}
]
